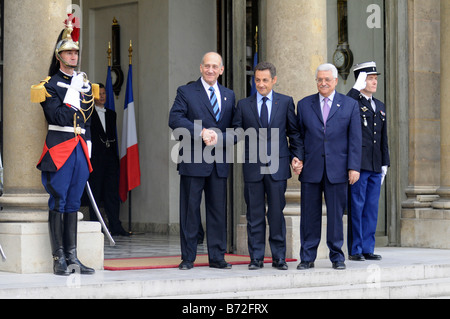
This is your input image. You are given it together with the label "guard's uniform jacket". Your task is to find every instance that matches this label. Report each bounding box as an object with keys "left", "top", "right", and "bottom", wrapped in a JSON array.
[
  {"left": 36, "top": 70, "right": 93, "bottom": 173},
  {"left": 347, "top": 88, "right": 390, "bottom": 172}
]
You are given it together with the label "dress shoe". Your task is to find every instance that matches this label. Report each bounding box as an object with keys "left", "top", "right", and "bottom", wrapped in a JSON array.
[
  {"left": 111, "top": 227, "right": 132, "bottom": 237},
  {"left": 363, "top": 253, "right": 382, "bottom": 260},
  {"left": 209, "top": 260, "right": 232, "bottom": 269},
  {"left": 272, "top": 259, "right": 288, "bottom": 270},
  {"left": 179, "top": 261, "right": 194, "bottom": 270},
  {"left": 349, "top": 254, "right": 366, "bottom": 261},
  {"left": 332, "top": 261, "right": 346, "bottom": 270},
  {"left": 248, "top": 260, "right": 264, "bottom": 270},
  {"left": 297, "top": 261, "right": 314, "bottom": 270}
]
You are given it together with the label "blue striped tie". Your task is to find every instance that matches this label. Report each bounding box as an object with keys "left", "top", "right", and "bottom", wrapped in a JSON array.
[{"left": 209, "top": 87, "right": 220, "bottom": 122}]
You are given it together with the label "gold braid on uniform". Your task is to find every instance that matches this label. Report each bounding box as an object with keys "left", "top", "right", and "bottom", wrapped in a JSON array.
[{"left": 78, "top": 82, "right": 100, "bottom": 123}]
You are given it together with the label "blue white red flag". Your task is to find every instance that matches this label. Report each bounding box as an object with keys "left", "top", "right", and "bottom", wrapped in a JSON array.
[{"left": 119, "top": 65, "right": 141, "bottom": 202}]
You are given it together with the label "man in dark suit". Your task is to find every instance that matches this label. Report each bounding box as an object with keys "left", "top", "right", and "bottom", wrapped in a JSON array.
[
  {"left": 88, "top": 84, "right": 130, "bottom": 236},
  {"left": 232, "top": 62, "right": 301, "bottom": 270},
  {"left": 295, "top": 63, "right": 362, "bottom": 270},
  {"left": 169, "top": 52, "right": 236, "bottom": 270},
  {"left": 347, "top": 62, "right": 390, "bottom": 261}
]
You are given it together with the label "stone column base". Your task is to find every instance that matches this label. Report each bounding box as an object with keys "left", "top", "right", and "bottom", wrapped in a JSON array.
[
  {"left": 401, "top": 208, "right": 450, "bottom": 249},
  {"left": 0, "top": 194, "right": 104, "bottom": 274},
  {"left": 236, "top": 214, "right": 349, "bottom": 261},
  {"left": 432, "top": 187, "right": 450, "bottom": 209},
  {"left": 0, "top": 217, "right": 104, "bottom": 274}
]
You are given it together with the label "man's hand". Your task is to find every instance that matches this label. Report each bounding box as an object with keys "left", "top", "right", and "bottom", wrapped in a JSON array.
[
  {"left": 201, "top": 129, "right": 218, "bottom": 146},
  {"left": 349, "top": 170, "right": 360, "bottom": 185},
  {"left": 292, "top": 157, "right": 303, "bottom": 175}
]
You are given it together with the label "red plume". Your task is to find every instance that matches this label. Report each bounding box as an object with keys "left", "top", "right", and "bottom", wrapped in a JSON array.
[{"left": 65, "top": 14, "right": 80, "bottom": 43}]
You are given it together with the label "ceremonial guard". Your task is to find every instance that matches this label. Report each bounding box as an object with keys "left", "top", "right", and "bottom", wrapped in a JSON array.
[
  {"left": 31, "top": 20, "right": 98, "bottom": 276},
  {"left": 347, "top": 62, "right": 390, "bottom": 261}
]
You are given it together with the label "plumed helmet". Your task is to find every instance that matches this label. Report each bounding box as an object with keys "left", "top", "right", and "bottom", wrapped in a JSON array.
[{"left": 55, "top": 18, "right": 80, "bottom": 69}]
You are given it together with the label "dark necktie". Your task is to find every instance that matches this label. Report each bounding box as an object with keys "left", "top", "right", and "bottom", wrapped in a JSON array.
[
  {"left": 260, "top": 97, "right": 269, "bottom": 128},
  {"left": 209, "top": 87, "right": 220, "bottom": 122}
]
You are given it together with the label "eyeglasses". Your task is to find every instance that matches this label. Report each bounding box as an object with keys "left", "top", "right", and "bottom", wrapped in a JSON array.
[{"left": 316, "top": 78, "right": 335, "bottom": 84}]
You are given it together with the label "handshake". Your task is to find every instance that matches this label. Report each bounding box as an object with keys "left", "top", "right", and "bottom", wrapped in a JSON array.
[
  {"left": 201, "top": 128, "right": 219, "bottom": 146},
  {"left": 291, "top": 157, "right": 303, "bottom": 176}
]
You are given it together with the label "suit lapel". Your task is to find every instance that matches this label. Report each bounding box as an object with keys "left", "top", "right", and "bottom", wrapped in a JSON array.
[
  {"left": 248, "top": 94, "right": 263, "bottom": 127},
  {"left": 269, "top": 92, "right": 281, "bottom": 128},
  {"left": 195, "top": 79, "right": 216, "bottom": 120},
  {"left": 327, "top": 93, "right": 342, "bottom": 122},
  {"left": 217, "top": 84, "right": 230, "bottom": 123},
  {"left": 311, "top": 94, "right": 324, "bottom": 124}
]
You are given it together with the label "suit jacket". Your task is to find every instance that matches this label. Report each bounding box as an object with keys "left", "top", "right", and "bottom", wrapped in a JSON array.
[
  {"left": 232, "top": 91, "right": 302, "bottom": 182},
  {"left": 90, "top": 108, "right": 119, "bottom": 170},
  {"left": 297, "top": 91, "right": 362, "bottom": 184},
  {"left": 169, "top": 78, "right": 236, "bottom": 178},
  {"left": 37, "top": 70, "right": 92, "bottom": 173},
  {"left": 347, "top": 88, "right": 390, "bottom": 173}
]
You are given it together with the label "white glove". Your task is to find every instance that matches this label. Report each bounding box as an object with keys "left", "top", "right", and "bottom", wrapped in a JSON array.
[
  {"left": 87, "top": 141, "right": 92, "bottom": 158},
  {"left": 59, "top": 73, "right": 91, "bottom": 111},
  {"left": 353, "top": 72, "right": 368, "bottom": 91},
  {"left": 381, "top": 166, "right": 388, "bottom": 185}
]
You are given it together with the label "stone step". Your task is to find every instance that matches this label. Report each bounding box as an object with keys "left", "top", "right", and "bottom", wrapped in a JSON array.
[
  {"left": 150, "top": 261, "right": 450, "bottom": 299},
  {"left": 1, "top": 248, "right": 449, "bottom": 299},
  {"left": 166, "top": 277, "right": 450, "bottom": 299}
]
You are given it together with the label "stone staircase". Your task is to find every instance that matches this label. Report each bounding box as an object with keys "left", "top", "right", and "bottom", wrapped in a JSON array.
[
  {"left": 154, "top": 250, "right": 450, "bottom": 299},
  {"left": 2, "top": 248, "right": 449, "bottom": 299}
]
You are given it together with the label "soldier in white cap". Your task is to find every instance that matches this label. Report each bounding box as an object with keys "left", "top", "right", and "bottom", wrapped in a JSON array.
[{"left": 347, "top": 62, "right": 390, "bottom": 261}]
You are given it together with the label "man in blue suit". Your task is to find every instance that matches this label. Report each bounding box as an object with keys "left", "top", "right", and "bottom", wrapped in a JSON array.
[
  {"left": 295, "top": 63, "right": 362, "bottom": 270},
  {"left": 169, "top": 52, "right": 236, "bottom": 270},
  {"left": 232, "top": 62, "right": 302, "bottom": 270}
]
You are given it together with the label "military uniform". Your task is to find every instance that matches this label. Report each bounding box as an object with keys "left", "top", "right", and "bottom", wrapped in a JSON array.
[
  {"left": 37, "top": 70, "right": 94, "bottom": 213},
  {"left": 31, "top": 19, "right": 97, "bottom": 276},
  {"left": 347, "top": 62, "right": 390, "bottom": 260}
]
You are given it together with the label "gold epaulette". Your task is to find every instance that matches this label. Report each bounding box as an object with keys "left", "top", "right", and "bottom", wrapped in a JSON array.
[
  {"left": 91, "top": 83, "right": 100, "bottom": 100},
  {"left": 31, "top": 76, "right": 52, "bottom": 103}
]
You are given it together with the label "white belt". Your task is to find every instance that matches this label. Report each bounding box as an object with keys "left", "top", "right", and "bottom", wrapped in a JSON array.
[{"left": 48, "top": 125, "right": 86, "bottom": 135}]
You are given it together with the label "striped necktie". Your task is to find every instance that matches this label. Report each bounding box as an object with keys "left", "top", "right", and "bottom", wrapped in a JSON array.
[{"left": 209, "top": 87, "right": 220, "bottom": 122}]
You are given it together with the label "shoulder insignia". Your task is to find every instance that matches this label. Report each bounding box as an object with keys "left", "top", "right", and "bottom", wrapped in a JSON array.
[
  {"left": 31, "top": 76, "right": 52, "bottom": 103},
  {"left": 91, "top": 83, "right": 100, "bottom": 100}
]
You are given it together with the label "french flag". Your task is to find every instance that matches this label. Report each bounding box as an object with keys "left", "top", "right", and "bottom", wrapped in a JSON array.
[{"left": 119, "top": 64, "right": 141, "bottom": 202}]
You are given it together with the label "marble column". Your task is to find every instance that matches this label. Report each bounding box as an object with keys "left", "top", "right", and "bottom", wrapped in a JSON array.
[
  {"left": 401, "top": 0, "right": 449, "bottom": 249},
  {"left": 433, "top": 0, "right": 450, "bottom": 210},
  {"left": 236, "top": 0, "right": 336, "bottom": 259},
  {"left": 0, "top": 0, "right": 103, "bottom": 273}
]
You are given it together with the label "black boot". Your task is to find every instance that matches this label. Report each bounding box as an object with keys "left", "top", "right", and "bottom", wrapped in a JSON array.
[
  {"left": 48, "top": 211, "right": 70, "bottom": 276},
  {"left": 63, "top": 212, "right": 95, "bottom": 275}
]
